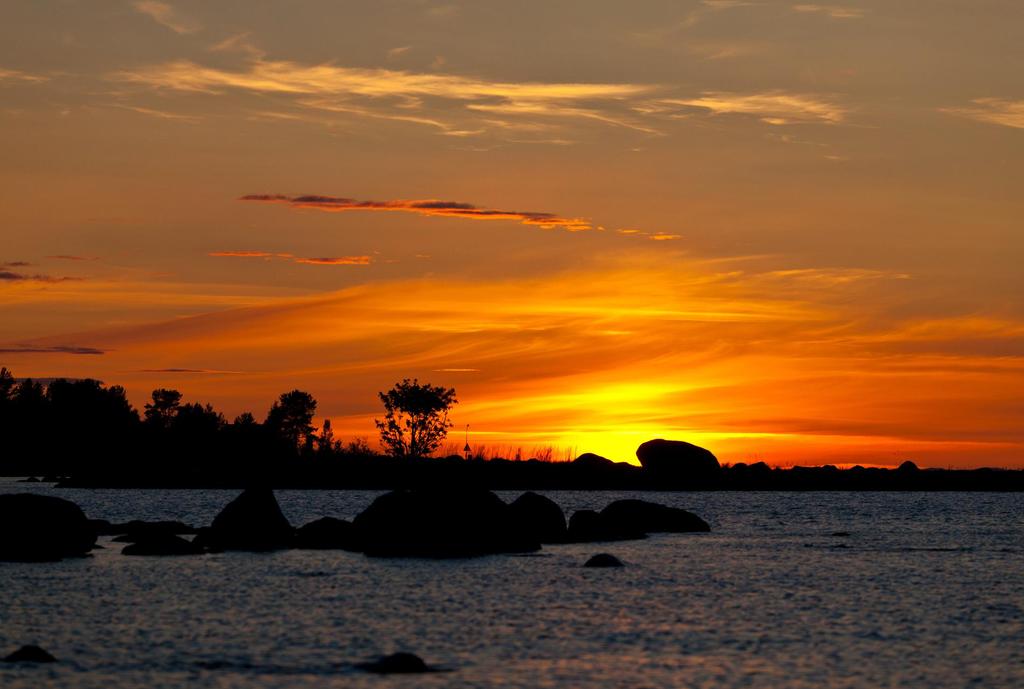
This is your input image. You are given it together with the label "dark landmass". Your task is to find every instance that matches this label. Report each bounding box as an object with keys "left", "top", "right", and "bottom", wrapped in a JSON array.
[
  {"left": 17, "top": 455, "right": 1024, "bottom": 491},
  {"left": 2, "top": 370, "right": 1021, "bottom": 491}
]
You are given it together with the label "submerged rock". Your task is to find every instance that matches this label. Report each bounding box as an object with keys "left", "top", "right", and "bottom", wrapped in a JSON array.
[
  {"left": 294, "top": 517, "right": 359, "bottom": 550},
  {"left": 508, "top": 492, "right": 568, "bottom": 544},
  {"left": 122, "top": 533, "right": 204, "bottom": 556},
  {"left": 353, "top": 488, "right": 540, "bottom": 558},
  {"left": 356, "top": 652, "right": 432, "bottom": 674},
  {"left": 193, "top": 487, "right": 293, "bottom": 551},
  {"left": 0, "top": 494, "right": 96, "bottom": 562},
  {"left": 599, "top": 499, "right": 710, "bottom": 533},
  {"left": 3, "top": 645, "right": 57, "bottom": 663},
  {"left": 584, "top": 553, "right": 624, "bottom": 568},
  {"left": 636, "top": 439, "right": 721, "bottom": 485}
]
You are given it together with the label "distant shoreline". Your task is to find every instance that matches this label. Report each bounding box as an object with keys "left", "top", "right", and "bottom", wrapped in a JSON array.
[{"left": 7, "top": 458, "right": 1024, "bottom": 491}]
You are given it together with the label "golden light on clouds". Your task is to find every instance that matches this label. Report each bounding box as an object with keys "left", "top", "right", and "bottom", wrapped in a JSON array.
[{"left": 2, "top": 1, "right": 1022, "bottom": 468}]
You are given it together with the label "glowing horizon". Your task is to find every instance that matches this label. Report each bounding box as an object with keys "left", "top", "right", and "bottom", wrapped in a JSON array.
[{"left": 2, "top": 1, "right": 1022, "bottom": 468}]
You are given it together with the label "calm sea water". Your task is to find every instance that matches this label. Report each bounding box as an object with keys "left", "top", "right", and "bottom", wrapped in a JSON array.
[{"left": 1, "top": 478, "right": 1022, "bottom": 689}]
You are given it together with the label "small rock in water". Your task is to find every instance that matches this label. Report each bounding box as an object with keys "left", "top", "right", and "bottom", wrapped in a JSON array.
[
  {"left": 584, "top": 553, "right": 624, "bottom": 568},
  {"left": 832, "top": 531, "right": 851, "bottom": 537},
  {"left": 357, "top": 652, "right": 432, "bottom": 674},
  {"left": 122, "top": 533, "right": 204, "bottom": 556},
  {"left": 3, "top": 645, "right": 57, "bottom": 663}
]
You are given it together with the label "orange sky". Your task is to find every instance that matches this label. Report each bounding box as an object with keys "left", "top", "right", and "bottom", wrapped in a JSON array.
[{"left": 2, "top": 1, "right": 1023, "bottom": 467}]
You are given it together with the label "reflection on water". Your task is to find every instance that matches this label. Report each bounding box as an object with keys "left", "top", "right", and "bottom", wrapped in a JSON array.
[{"left": 1, "top": 479, "right": 1023, "bottom": 688}]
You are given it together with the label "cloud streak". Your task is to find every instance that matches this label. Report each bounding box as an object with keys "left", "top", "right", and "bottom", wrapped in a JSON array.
[
  {"left": 240, "top": 194, "right": 593, "bottom": 232},
  {"left": 0, "top": 345, "right": 104, "bottom": 355},
  {"left": 656, "top": 91, "right": 846, "bottom": 125},
  {"left": 0, "top": 270, "right": 81, "bottom": 283},
  {"left": 209, "top": 250, "right": 372, "bottom": 266},
  {"left": 791, "top": 4, "right": 866, "bottom": 19},
  {"left": 112, "top": 58, "right": 659, "bottom": 138},
  {"left": 133, "top": 1, "right": 200, "bottom": 35},
  {"left": 943, "top": 98, "right": 1024, "bottom": 130}
]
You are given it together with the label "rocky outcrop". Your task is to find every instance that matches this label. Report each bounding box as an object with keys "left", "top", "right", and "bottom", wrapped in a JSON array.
[
  {"left": 507, "top": 492, "right": 568, "bottom": 544},
  {"left": 636, "top": 439, "right": 721, "bottom": 486},
  {"left": 599, "top": 499, "right": 710, "bottom": 533},
  {"left": 0, "top": 494, "right": 96, "bottom": 562},
  {"left": 353, "top": 489, "right": 540, "bottom": 558},
  {"left": 294, "top": 517, "right": 360, "bottom": 550},
  {"left": 192, "top": 487, "right": 294, "bottom": 551}
]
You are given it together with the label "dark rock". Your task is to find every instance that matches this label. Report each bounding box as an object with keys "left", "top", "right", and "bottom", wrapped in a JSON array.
[
  {"left": 897, "top": 460, "right": 920, "bottom": 473},
  {"left": 3, "top": 645, "right": 57, "bottom": 663},
  {"left": 566, "top": 509, "right": 645, "bottom": 543},
  {"left": 294, "top": 517, "right": 360, "bottom": 550},
  {"left": 584, "top": 553, "right": 624, "bottom": 568},
  {"left": 599, "top": 499, "right": 710, "bottom": 533},
  {"left": 353, "top": 489, "right": 540, "bottom": 558},
  {"left": 0, "top": 494, "right": 96, "bottom": 562},
  {"left": 832, "top": 531, "right": 851, "bottom": 537},
  {"left": 22, "top": 477, "right": 40, "bottom": 483},
  {"left": 636, "top": 439, "right": 721, "bottom": 485},
  {"left": 508, "top": 492, "right": 568, "bottom": 544},
  {"left": 101, "top": 519, "right": 196, "bottom": 540},
  {"left": 193, "top": 487, "right": 294, "bottom": 551},
  {"left": 356, "top": 652, "right": 431, "bottom": 674},
  {"left": 572, "top": 453, "right": 615, "bottom": 470},
  {"left": 122, "top": 533, "right": 204, "bottom": 556}
]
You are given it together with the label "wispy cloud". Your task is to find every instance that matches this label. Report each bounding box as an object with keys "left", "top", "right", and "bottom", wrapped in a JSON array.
[
  {"left": 133, "top": 1, "right": 200, "bottom": 34},
  {"left": 0, "top": 270, "right": 81, "bottom": 283},
  {"left": 0, "top": 344, "right": 104, "bottom": 355},
  {"left": 658, "top": 91, "right": 846, "bottom": 125},
  {"left": 112, "top": 104, "right": 201, "bottom": 123},
  {"left": 791, "top": 4, "right": 866, "bottom": 19},
  {"left": 137, "top": 368, "right": 240, "bottom": 374},
  {"left": 294, "top": 256, "right": 372, "bottom": 265},
  {"left": 2, "top": 261, "right": 31, "bottom": 268},
  {"left": 0, "top": 67, "right": 49, "bottom": 84},
  {"left": 942, "top": 98, "right": 1024, "bottom": 130},
  {"left": 112, "top": 58, "right": 658, "bottom": 139},
  {"left": 209, "top": 250, "right": 372, "bottom": 266},
  {"left": 239, "top": 194, "right": 594, "bottom": 232},
  {"left": 47, "top": 255, "right": 98, "bottom": 261}
]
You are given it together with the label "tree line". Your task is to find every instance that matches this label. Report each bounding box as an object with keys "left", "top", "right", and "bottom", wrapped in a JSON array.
[{"left": 0, "top": 367, "right": 456, "bottom": 479}]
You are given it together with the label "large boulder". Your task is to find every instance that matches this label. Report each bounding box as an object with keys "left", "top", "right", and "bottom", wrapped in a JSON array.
[
  {"left": 566, "top": 509, "right": 646, "bottom": 543},
  {"left": 636, "top": 439, "right": 721, "bottom": 486},
  {"left": 294, "top": 517, "right": 360, "bottom": 550},
  {"left": 599, "top": 499, "right": 710, "bottom": 533},
  {"left": 122, "top": 533, "right": 204, "bottom": 556},
  {"left": 353, "top": 489, "right": 540, "bottom": 558},
  {"left": 193, "top": 487, "right": 293, "bottom": 551},
  {"left": 0, "top": 494, "right": 96, "bottom": 561},
  {"left": 508, "top": 492, "right": 568, "bottom": 544}
]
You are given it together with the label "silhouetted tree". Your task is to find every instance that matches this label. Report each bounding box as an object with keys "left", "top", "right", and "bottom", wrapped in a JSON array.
[
  {"left": 144, "top": 388, "right": 182, "bottom": 429},
  {"left": 316, "top": 418, "right": 340, "bottom": 455},
  {"left": 265, "top": 390, "right": 317, "bottom": 451},
  {"left": 0, "top": 367, "right": 14, "bottom": 403},
  {"left": 375, "top": 379, "right": 456, "bottom": 458}
]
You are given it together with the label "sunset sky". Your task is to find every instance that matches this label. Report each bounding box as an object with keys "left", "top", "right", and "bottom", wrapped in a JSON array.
[{"left": 2, "top": 1, "right": 1022, "bottom": 466}]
